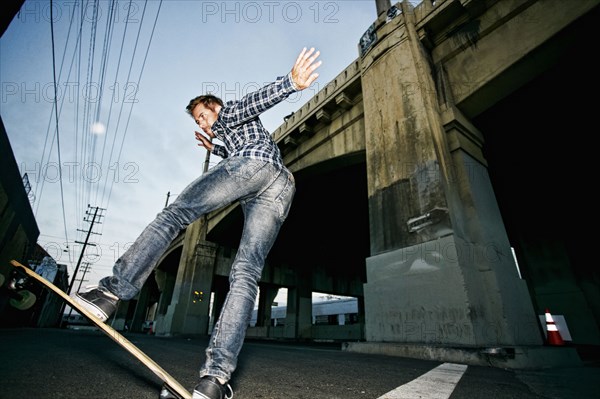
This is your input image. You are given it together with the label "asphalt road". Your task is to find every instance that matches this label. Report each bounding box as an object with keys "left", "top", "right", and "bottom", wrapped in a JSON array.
[{"left": 0, "top": 328, "right": 598, "bottom": 399}]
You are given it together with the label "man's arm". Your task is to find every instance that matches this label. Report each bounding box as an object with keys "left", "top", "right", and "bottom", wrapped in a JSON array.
[
  {"left": 218, "top": 74, "right": 297, "bottom": 127},
  {"left": 218, "top": 48, "right": 322, "bottom": 128}
]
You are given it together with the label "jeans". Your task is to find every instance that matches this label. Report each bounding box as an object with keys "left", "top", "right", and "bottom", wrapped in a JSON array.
[{"left": 99, "top": 156, "right": 295, "bottom": 381}]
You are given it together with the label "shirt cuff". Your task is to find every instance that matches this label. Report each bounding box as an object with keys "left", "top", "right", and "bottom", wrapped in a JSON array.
[
  {"left": 212, "top": 144, "right": 228, "bottom": 158},
  {"left": 286, "top": 72, "right": 300, "bottom": 92}
]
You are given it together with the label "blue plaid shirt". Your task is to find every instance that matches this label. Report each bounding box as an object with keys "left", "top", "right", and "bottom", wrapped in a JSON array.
[{"left": 210, "top": 73, "right": 298, "bottom": 168}]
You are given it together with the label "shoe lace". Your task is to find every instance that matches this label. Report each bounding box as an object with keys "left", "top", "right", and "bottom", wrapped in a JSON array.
[
  {"left": 80, "top": 285, "right": 119, "bottom": 301},
  {"left": 224, "top": 383, "right": 234, "bottom": 399}
]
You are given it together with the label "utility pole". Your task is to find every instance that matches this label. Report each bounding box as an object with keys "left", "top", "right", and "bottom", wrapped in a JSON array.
[
  {"left": 64, "top": 262, "right": 92, "bottom": 322},
  {"left": 68, "top": 205, "right": 105, "bottom": 295},
  {"left": 60, "top": 205, "right": 105, "bottom": 326},
  {"left": 75, "top": 262, "right": 92, "bottom": 293},
  {"left": 203, "top": 142, "right": 212, "bottom": 174},
  {"left": 199, "top": 142, "right": 212, "bottom": 235}
]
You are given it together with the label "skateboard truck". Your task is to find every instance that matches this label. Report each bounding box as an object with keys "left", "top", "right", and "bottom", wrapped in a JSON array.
[
  {"left": 160, "top": 383, "right": 185, "bottom": 399},
  {"left": 3, "top": 268, "right": 37, "bottom": 311}
]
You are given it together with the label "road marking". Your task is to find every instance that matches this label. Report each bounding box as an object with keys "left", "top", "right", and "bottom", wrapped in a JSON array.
[{"left": 377, "top": 362, "right": 468, "bottom": 399}]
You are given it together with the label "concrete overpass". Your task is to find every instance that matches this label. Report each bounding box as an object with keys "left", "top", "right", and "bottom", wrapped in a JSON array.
[{"left": 114, "top": 0, "right": 600, "bottom": 367}]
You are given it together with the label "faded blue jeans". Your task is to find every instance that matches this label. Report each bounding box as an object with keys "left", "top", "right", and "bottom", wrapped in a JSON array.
[{"left": 99, "top": 156, "right": 295, "bottom": 381}]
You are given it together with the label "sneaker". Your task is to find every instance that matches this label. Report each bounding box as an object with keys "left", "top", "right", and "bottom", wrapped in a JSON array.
[
  {"left": 72, "top": 285, "right": 119, "bottom": 322},
  {"left": 192, "top": 376, "right": 233, "bottom": 399}
]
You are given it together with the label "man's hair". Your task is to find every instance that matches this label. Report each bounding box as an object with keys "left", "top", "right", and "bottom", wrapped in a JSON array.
[{"left": 186, "top": 94, "right": 223, "bottom": 116}]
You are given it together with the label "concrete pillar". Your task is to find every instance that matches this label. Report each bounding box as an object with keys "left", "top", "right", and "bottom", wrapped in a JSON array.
[
  {"left": 359, "top": 2, "right": 541, "bottom": 347},
  {"left": 131, "top": 284, "right": 151, "bottom": 332},
  {"left": 110, "top": 300, "right": 130, "bottom": 331},
  {"left": 154, "top": 270, "right": 176, "bottom": 335},
  {"left": 357, "top": 296, "right": 366, "bottom": 340},
  {"left": 284, "top": 287, "right": 298, "bottom": 339},
  {"left": 298, "top": 288, "right": 313, "bottom": 339},
  {"left": 209, "top": 277, "right": 229, "bottom": 334},
  {"left": 160, "top": 218, "right": 217, "bottom": 336},
  {"left": 256, "top": 283, "right": 278, "bottom": 328},
  {"left": 155, "top": 269, "right": 175, "bottom": 314},
  {"left": 284, "top": 283, "right": 312, "bottom": 340}
]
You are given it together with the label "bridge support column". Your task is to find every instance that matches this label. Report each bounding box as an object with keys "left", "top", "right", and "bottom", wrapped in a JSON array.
[
  {"left": 131, "top": 283, "right": 151, "bottom": 332},
  {"left": 284, "top": 283, "right": 312, "bottom": 340},
  {"left": 159, "top": 219, "right": 216, "bottom": 336},
  {"left": 111, "top": 299, "right": 130, "bottom": 331},
  {"left": 256, "top": 284, "right": 279, "bottom": 334},
  {"left": 209, "top": 277, "right": 229, "bottom": 334},
  {"left": 154, "top": 269, "right": 176, "bottom": 335},
  {"left": 358, "top": 1, "right": 541, "bottom": 352}
]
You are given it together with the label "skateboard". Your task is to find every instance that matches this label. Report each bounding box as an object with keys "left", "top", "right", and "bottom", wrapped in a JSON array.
[{"left": 8, "top": 260, "right": 192, "bottom": 399}]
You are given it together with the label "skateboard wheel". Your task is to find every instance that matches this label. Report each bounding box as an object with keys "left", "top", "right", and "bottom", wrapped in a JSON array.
[
  {"left": 9, "top": 289, "right": 37, "bottom": 310},
  {"left": 159, "top": 384, "right": 183, "bottom": 399}
]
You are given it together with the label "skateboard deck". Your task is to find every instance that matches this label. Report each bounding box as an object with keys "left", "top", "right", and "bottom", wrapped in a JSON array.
[{"left": 9, "top": 260, "right": 192, "bottom": 399}]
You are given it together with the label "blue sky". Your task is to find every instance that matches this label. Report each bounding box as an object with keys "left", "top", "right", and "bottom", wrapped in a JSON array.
[{"left": 1, "top": 0, "right": 397, "bottom": 288}]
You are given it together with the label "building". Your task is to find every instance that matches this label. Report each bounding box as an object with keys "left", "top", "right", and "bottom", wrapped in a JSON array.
[{"left": 248, "top": 298, "right": 361, "bottom": 342}]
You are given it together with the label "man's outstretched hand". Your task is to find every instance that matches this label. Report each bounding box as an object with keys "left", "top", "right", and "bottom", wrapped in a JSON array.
[
  {"left": 195, "top": 130, "right": 214, "bottom": 151},
  {"left": 291, "top": 47, "right": 322, "bottom": 90}
]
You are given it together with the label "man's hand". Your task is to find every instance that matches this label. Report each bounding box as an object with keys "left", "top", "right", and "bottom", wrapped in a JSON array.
[
  {"left": 195, "top": 130, "right": 213, "bottom": 151},
  {"left": 291, "top": 47, "right": 322, "bottom": 90}
]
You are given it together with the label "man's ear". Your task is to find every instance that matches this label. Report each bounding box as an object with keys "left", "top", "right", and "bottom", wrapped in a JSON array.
[{"left": 206, "top": 102, "right": 220, "bottom": 113}]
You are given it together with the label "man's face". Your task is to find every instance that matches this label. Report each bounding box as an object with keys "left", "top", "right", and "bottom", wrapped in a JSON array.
[{"left": 192, "top": 103, "right": 219, "bottom": 133}]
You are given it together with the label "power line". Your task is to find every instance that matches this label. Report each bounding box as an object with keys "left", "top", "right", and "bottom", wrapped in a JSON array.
[
  {"left": 100, "top": 0, "right": 149, "bottom": 209},
  {"left": 33, "top": 0, "right": 79, "bottom": 223},
  {"left": 82, "top": 0, "right": 100, "bottom": 212},
  {"left": 96, "top": 0, "right": 135, "bottom": 207},
  {"left": 103, "top": 0, "right": 163, "bottom": 213},
  {"left": 49, "top": 0, "right": 72, "bottom": 264},
  {"left": 92, "top": 0, "right": 119, "bottom": 207},
  {"left": 74, "top": 0, "right": 88, "bottom": 234}
]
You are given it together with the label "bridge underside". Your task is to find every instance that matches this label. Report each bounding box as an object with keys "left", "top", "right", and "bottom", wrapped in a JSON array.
[
  {"left": 207, "top": 155, "right": 369, "bottom": 277},
  {"left": 473, "top": 7, "right": 598, "bottom": 344},
  {"left": 476, "top": 6, "right": 595, "bottom": 262}
]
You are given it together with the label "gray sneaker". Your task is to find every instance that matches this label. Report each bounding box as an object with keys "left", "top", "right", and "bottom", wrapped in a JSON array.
[{"left": 72, "top": 285, "right": 119, "bottom": 322}]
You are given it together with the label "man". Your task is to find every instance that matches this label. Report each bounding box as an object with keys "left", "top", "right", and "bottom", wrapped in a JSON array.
[{"left": 73, "top": 47, "right": 321, "bottom": 399}]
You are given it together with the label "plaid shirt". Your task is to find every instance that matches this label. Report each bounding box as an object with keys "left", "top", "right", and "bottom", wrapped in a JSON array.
[{"left": 210, "top": 73, "right": 298, "bottom": 168}]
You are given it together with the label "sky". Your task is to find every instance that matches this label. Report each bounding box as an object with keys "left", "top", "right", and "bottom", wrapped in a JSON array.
[{"left": 1, "top": 0, "right": 410, "bottom": 297}]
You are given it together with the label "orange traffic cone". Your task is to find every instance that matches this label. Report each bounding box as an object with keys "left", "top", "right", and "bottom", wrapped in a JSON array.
[{"left": 544, "top": 308, "right": 564, "bottom": 346}]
